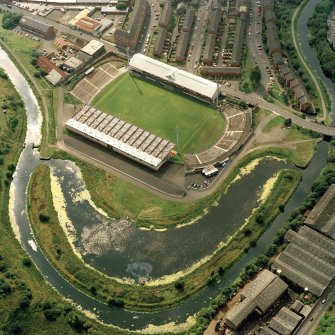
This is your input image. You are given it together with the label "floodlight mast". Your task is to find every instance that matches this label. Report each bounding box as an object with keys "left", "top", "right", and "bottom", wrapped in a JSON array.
[
  {"left": 126, "top": 47, "right": 130, "bottom": 67},
  {"left": 176, "top": 126, "right": 180, "bottom": 152}
]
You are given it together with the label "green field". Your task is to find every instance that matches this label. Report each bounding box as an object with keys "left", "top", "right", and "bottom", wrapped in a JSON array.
[{"left": 92, "top": 73, "right": 226, "bottom": 154}]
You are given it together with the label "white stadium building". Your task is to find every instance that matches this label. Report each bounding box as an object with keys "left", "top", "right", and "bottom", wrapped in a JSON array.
[{"left": 129, "top": 54, "right": 220, "bottom": 104}]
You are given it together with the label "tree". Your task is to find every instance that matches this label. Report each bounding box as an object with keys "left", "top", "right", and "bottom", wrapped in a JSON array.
[
  {"left": 1, "top": 13, "right": 21, "bottom": 30},
  {"left": 284, "top": 118, "right": 292, "bottom": 128},
  {"left": 250, "top": 66, "right": 262, "bottom": 83},
  {"left": 174, "top": 280, "right": 185, "bottom": 291},
  {"left": 116, "top": 3, "right": 127, "bottom": 10}
]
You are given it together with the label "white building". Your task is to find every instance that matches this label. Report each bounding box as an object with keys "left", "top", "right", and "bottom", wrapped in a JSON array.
[{"left": 129, "top": 54, "right": 220, "bottom": 104}]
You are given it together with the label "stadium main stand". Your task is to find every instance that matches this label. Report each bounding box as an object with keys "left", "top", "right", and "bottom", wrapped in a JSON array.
[{"left": 129, "top": 53, "right": 220, "bottom": 104}]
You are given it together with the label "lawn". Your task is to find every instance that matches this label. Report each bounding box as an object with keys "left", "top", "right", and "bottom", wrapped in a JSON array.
[{"left": 92, "top": 73, "right": 226, "bottom": 154}]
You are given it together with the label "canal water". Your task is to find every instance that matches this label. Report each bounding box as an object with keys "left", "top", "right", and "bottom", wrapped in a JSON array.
[{"left": 3, "top": 0, "right": 335, "bottom": 328}]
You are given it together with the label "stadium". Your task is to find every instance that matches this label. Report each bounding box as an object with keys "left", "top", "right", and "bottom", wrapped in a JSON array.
[{"left": 69, "top": 55, "right": 230, "bottom": 170}]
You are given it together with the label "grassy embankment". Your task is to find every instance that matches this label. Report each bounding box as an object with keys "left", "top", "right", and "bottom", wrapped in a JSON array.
[
  {"left": 0, "top": 75, "right": 131, "bottom": 335},
  {"left": 277, "top": 0, "right": 331, "bottom": 119},
  {"left": 92, "top": 73, "right": 226, "bottom": 154},
  {"left": 0, "top": 13, "right": 57, "bottom": 155},
  {"left": 253, "top": 115, "right": 320, "bottom": 168},
  {"left": 28, "top": 152, "right": 302, "bottom": 312},
  {"left": 240, "top": 48, "right": 256, "bottom": 93}
]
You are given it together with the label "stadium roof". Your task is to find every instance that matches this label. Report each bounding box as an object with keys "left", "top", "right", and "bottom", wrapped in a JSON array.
[
  {"left": 129, "top": 53, "right": 219, "bottom": 100},
  {"left": 81, "top": 40, "right": 104, "bottom": 55},
  {"left": 65, "top": 105, "right": 174, "bottom": 170}
]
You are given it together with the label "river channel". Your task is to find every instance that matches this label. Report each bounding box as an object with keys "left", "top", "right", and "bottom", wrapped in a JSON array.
[{"left": 3, "top": 0, "right": 335, "bottom": 329}]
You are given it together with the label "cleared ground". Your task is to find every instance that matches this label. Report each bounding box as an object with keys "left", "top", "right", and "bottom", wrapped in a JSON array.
[{"left": 92, "top": 73, "right": 226, "bottom": 154}]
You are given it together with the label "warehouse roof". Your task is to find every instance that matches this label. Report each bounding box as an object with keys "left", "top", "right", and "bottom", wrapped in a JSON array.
[
  {"left": 129, "top": 53, "right": 219, "bottom": 99},
  {"left": 225, "top": 270, "right": 288, "bottom": 329},
  {"left": 66, "top": 105, "right": 175, "bottom": 169},
  {"left": 305, "top": 184, "right": 335, "bottom": 239},
  {"left": 64, "top": 57, "right": 83, "bottom": 69},
  {"left": 81, "top": 40, "right": 104, "bottom": 55},
  {"left": 269, "top": 307, "right": 302, "bottom": 335},
  {"left": 273, "top": 226, "right": 335, "bottom": 297},
  {"left": 46, "top": 69, "right": 63, "bottom": 86},
  {"left": 260, "top": 327, "right": 279, "bottom": 335},
  {"left": 20, "top": 16, "right": 53, "bottom": 34}
]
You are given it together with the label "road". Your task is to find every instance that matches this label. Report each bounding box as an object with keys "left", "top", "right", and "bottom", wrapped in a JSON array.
[
  {"left": 186, "top": 0, "right": 210, "bottom": 72},
  {"left": 294, "top": 277, "right": 335, "bottom": 335},
  {"left": 222, "top": 85, "right": 335, "bottom": 136},
  {"left": 248, "top": 0, "right": 272, "bottom": 96}
]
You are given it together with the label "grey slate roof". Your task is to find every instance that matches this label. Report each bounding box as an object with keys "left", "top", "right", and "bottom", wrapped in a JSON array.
[
  {"left": 201, "top": 66, "right": 241, "bottom": 76},
  {"left": 154, "top": 27, "right": 168, "bottom": 55},
  {"left": 160, "top": 2, "right": 172, "bottom": 27},
  {"left": 20, "top": 16, "right": 53, "bottom": 34},
  {"left": 207, "top": 8, "right": 222, "bottom": 33},
  {"left": 175, "top": 31, "right": 190, "bottom": 60},
  {"left": 269, "top": 307, "right": 302, "bottom": 335},
  {"left": 203, "top": 33, "right": 216, "bottom": 61},
  {"left": 182, "top": 8, "right": 195, "bottom": 32},
  {"left": 272, "top": 51, "right": 284, "bottom": 66},
  {"left": 231, "top": 17, "right": 246, "bottom": 66}
]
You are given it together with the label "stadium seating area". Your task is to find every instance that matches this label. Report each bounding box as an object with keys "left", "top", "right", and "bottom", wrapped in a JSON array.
[
  {"left": 184, "top": 105, "right": 251, "bottom": 166},
  {"left": 71, "top": 60, "right": 126, "bottom": 103}
]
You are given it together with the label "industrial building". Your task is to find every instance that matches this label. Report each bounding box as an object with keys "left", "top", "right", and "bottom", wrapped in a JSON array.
[
  {"left": 81, "top": 40, "right": 105, "bottom": 56},
  {"left": 19, "top": 16, "right": 54, "bottom": 38},
  {"left": 305, "top": 184, "right": 335, "bottom": 239},
  {"left": 225, "top": 270, "right": 288, "bottom": 330},
  {"left": 260, "top": 306, "right": 302, "bottom": 335},
  {"left": 65, "top": 105, "right": 175, "bottom": 171},
  {"left": 273, "top": 225, "right": 335, "bottom": 297},
  {"left": 129, "top": 53, "right": 220, "bottom": 104},
  {"left": 114, "top": 0, "right": 149, "bottom": 50}
]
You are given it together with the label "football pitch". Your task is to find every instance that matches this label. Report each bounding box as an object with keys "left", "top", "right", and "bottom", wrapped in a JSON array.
[{"left": 92, "top": 73, "right": 226, "bottom": 154}]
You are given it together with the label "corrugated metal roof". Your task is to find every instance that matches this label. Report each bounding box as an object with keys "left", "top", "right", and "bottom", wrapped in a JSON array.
[{"left": 65, "top": 105, "right": 174, "bottom": 168}]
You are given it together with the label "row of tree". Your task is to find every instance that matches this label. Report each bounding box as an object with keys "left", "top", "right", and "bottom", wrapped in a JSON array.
[{"left": 308, "top": 0, "right": 335, "bottom": 82}]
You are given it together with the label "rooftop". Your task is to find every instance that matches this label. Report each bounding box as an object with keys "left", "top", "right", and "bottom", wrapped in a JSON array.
[
  {"left": 81, "top": 40, "right": 104, "bottom": 55},
  {"left": 305, "top": 184, "right": 335, "bottom": 239},
  {"left": 66, "top": 105, "right": 175, "bottom": 169},
  {"left": 225, "top": 270, "right": 288, "bottom": 329},
  {"left": 20, "top": 16, "right": 53, "bottom": 34},
  {"left": 129, "top": 53, "right": 219, "bottom": 100}
]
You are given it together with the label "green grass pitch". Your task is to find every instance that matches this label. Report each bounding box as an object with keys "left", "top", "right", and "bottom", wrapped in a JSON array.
[{"left": 92, "top": 73, "right": 226, "bottom": 154}]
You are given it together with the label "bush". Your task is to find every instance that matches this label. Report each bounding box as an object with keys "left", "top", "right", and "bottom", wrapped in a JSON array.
[
  {"left": 174, "top": 280, "right": 185, "bottom": 291},
  {"left": 1, "top": 12, "right": 21, "bottom": 30},
  {"left": 22, "top": 258, "right": 32, "bottom": 267},
  {"left": 39, "top": 213, "right": 50, "bottom": 223},
  {"left": 107, "top": 298, "right": 125, "bottom": 308}
]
